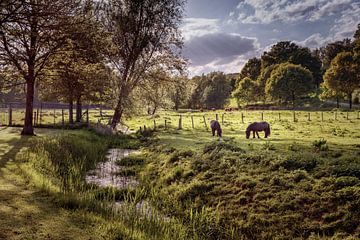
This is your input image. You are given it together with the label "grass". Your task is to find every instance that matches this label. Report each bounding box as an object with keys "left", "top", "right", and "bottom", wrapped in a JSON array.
[
  {"left": 125, "top": 110, "right": 360, "bottom": 239},
  {"left": 1, "top": 108, "right": 360, "bottom": 239}
]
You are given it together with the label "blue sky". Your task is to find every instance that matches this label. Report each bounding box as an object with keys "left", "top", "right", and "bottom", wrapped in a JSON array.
[{"left": 181, "top": 0, "right": 360, "bottom": 75}]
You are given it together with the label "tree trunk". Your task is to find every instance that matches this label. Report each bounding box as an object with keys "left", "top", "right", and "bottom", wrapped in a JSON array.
[
  {"left": 69, "top": 95, "right": 74, "bottom": 124},
  {"left": 292, "top": 92, "right": 295, "bottom": 109},
  {"left": 21, "top": 79, "right": 35, "bottom": 135},
  {"left": 111, "top": 103, "right": 123, "bottom": 129},
  {"left": 75, "top": 96, "right": 82, "bottom": 123},
  {"left": 151, "top": 105, "right": 157, "bottom": 115},
  {"left": 349, "top": 93, "right": 352, "bottom": 109}
]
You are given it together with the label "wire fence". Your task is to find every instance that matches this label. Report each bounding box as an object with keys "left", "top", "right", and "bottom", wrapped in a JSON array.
[{"left": 1, "top": 103, "right": 359, "bottom": 129}]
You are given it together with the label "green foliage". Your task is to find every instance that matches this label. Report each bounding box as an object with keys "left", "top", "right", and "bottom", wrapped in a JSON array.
[
  {"left": 232, "top": 77, "right": 257, "bottom": 105},
  {"left": 312, "top": 138, "right": 329, "bottom": 152},
  {"left": 189, "top": 72, "right": 232, "bottom": 109},
  {"left": 265, "top": 62, "right": 314, "bottom": 106},
  {"left": 238, "top": 57, "right": 261, "bottom": 82},
  {"left": 261, "top": 41, "right": 322, "bottom": 86},
  {"left": 323, "top": 52, "right": 359, "bottom": 108}
]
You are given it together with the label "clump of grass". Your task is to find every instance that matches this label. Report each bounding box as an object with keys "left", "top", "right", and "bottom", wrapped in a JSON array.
[{"left": 312, "top": 138, "right": 329, "bottom": 152}]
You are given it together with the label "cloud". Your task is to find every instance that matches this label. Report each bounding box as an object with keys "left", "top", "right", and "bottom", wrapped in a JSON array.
[
  {"left": 233, "top": 0, "right": 358, "bottom": 24},
  {"left": 181, "top": 18, "right": 220, "bottom": 41},
  {"left": 295, "top": 33, "right": 329, "bottom": 49},
  {"left": 183, "top": 32, "right": 260, "bottom": 66}
]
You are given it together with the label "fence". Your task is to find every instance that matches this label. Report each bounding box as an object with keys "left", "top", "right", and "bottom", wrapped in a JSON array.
[
  {"left": 136, "top": 110, "right": 360, "bottom": 132},
  {"left": 1, "top": 104, "right": 359, "bottom": 129},
  {"left": 0, "top": 102, "right": 113, "bottom": 127}
]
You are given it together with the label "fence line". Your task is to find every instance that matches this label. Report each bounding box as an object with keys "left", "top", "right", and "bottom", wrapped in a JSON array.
[{"left": 1, "top": 107, "right": 360, "bottom": 128}]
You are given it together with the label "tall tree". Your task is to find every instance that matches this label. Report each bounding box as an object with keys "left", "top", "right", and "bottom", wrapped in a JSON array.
[
  {"left": 265, "top": 63, "right": 314, "bottom": 107},
  {"left": 323, "top": 52, "right": 359, "bottom": 109},
  {"left": 319, "top": 39, "right": 353, "bottom": 70},
  {"left": 261, "top": 41, "right": 322, "bottom": 87},
  {"left": 239, "top": 57, "right": 261, "bottom": 82},
  {"left": 100, "top": 0, "right": 185, "bottom": 128},
  {"left": 0, "top": 0, "right": 80, "bottom": 135},
  {"left": 232, "top": 77, "right": 257, "bottom": 106}
]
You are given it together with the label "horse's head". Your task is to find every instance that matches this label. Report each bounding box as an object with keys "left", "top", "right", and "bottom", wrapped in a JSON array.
[{"left": 246, "top": 129, "right": 250, "bottom": 139}]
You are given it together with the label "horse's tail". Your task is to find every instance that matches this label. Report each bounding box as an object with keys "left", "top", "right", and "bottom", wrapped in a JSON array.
[{"left": 267, "top": 124, "right": 271, "bottom": 136}]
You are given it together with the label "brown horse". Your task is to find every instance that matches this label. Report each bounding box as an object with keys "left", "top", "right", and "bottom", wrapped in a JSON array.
[
  {"left": 246, "top": 122, "right": 271, "bottom": 139},
  {"left": 210, "top": 120, "right": 222, "bottom": 137}
]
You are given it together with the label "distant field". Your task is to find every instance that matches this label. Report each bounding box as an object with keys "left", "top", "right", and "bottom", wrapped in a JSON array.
[{"left": 125, "top": 110, "right": 360, "bottom": 152}]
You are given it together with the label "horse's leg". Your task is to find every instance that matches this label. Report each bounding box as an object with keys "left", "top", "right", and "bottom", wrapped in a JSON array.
[
  {"left": 253, "top": 131, "right": 255, "bottom": 138},
  {"left": 256, "top": 131, "right": 260, "bottom": 138},
  {"left": 264, "top": 130, "right": 268, "bottom": 138},
  {"left": 212, "top": 128, "right": 215, "bottom": 136}
]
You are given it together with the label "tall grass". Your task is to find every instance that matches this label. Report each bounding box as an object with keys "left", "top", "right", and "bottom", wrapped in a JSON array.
[{"left": 14, "top": 129, "right": 224, "bottom": 239}]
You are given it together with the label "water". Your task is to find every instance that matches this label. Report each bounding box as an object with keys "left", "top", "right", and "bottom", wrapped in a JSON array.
[
  {"left": 85, "top": 148, "right": 168, "bottom": 221},
  {"left": 85, "top": 148, "right": 140, "bottom": 189}
]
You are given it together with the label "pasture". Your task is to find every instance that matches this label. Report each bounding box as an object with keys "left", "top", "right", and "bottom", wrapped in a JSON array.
[{"left": 0, "top": 110, "right": 359, "bottom": 239}]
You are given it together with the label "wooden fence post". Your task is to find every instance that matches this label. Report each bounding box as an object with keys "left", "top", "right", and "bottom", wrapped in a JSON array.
[
  {"left": 261, "top": 112, "right": 263, "bottom": 121},
  {"left": 178, "top": 115, "right": 182, "bottom": 129},
  {"left": 293, "top": 111, "right": 296, "bottom": 122},
  {"left": 191, "top": 115, "right": 194, "bottom": 129},
  {"left": 203, "top": 115, "right": 207, "bottom": 129},
  {"left": 308, "top": 112, "right": 311, "bottom": 121},
  {"left": 62, "top": 109, "right": 65, "bottom": 126},
  {"left": 321, "top": 112, "right": 324, "bottom": 122},
  {"left": 334, "top": 112, "right": 337, "bottom": 120},
  {"left": 39, "top": 102, "right": 43, "bottom": 126},
  {"left": 241, "top": 112, "right": 244, "bottom": 123},
  {"left": 346, "top": 112, "right": 349, "bottom": 120},
  {"left": 357, "top": 111, "right": 360, "bottom": 119},
  {"left": 8, "top": 104, "right": 12, "bottom": 126},
  {"left": 215, "top": 113, "right": 218, "bottom": 121},
  {"left": 164, "top": 119, "right": 167, "bottom": 129},
  {"left": 222, "top": 113, "right": 224, "bottom": 125},
  {"left": 278, "top": 112, "right": 281, "bottom": 121},
  {"left": 53, "top": 109, "right": 56, "bottom": 126},
  {"left": 153, "top": 119, "right": 156, "bottom": 129}
]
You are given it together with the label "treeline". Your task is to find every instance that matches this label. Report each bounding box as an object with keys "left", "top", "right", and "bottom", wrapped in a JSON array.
[{"left": 187, "top": 25, "right": 360, "bottom": 110}]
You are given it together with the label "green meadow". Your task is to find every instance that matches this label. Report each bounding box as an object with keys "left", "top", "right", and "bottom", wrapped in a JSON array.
[{"left": 0, "top": 109, "right": 359, "bottom": 239}]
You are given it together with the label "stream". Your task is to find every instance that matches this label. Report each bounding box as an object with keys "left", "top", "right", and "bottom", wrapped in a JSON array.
[
  {"left": 85, "top": 148, "right": 167, "bottom": 220},
  {"left": 85, "top": 148, "right": 140, "bottom": 189}
]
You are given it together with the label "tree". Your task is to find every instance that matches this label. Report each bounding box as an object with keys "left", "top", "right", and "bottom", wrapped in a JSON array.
[
  {"left": 323, "top": 52, "right": 359, "bottom": 109},
  {"left": 201, "top": 72, "right": 232, "bottom": 109},
  {"left": 265, "top": 63, "right": 314, "bottom": 107},
  {"left": 232, "top": 77, "right": 257, "bottom": 106},
  {"left": 40, "top": 8, "right": 110, "bottom": 124},
  {"left": 239, "top": 57, "right": 261, "bottom": 83},
  {"left": 0, "top": 0, "right": 81, "bottom": 135},
  {"left": 256, "top": 64, "right": 280, "bottom": 103},
  {"left": 100, "top": 0, "right": 185, "bottom": 128},
  {"left": 169, "top": 76, "right": 190, "bottom": 111},
  {"left": 319, "top": 39, "right": 353, "bottom": 70},
  {"left": 262, "top": 41, "right": 322, "bottom": 87}
]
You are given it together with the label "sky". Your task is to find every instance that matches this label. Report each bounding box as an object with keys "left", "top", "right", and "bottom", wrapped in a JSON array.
[{"left": 181, "top": 0, "right": 360, "bottom": 76}]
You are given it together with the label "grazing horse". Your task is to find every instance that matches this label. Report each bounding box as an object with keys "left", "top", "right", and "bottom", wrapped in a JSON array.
[
  {"left": 246, "top": 122, "right": 271, "bottom": 139},
  {"left": 210, "top": 120, "right": 222, "bottom": 137}
]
